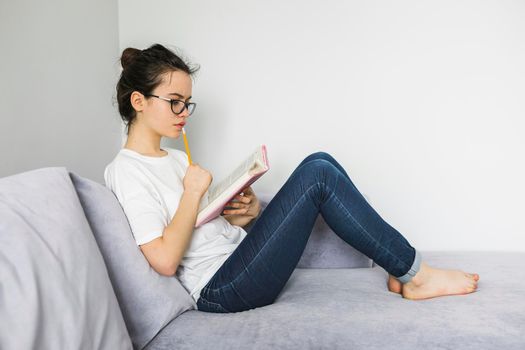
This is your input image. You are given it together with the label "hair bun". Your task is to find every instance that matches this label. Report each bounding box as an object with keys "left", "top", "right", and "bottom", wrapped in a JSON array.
[{"left": 120, "top": 47, "right": 141, "bottom": 70}]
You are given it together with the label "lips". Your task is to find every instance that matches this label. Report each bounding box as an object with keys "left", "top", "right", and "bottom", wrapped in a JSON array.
[{"left": 175, "top": 122, "right": 186, "bottom": 127}]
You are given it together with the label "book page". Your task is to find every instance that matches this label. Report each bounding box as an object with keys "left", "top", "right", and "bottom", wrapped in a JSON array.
[
  {"left": 207, "top": 146, "right": 264, "bottom": 203},
  {"left": 195, "top": 145, "right": 269, "bottom": 227}
]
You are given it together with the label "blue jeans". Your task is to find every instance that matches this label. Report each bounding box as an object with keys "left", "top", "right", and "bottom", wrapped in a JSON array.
[{"left": 196, "top": 152, "right": 422, "bottom": 313}]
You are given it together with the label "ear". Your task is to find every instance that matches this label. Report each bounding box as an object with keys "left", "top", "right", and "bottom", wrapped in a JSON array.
[{"left": 130, "top": 91, "right": 146, "bottom": 112}]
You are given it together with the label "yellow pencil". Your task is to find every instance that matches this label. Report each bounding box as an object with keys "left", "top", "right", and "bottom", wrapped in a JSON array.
[{"left": 182, "top": 127, "right": 193, "bottom": 165}]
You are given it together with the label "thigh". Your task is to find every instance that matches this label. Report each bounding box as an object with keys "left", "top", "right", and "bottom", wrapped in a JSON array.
[{"left": 199, "top": 154, "right": 342, "bottom": 312}]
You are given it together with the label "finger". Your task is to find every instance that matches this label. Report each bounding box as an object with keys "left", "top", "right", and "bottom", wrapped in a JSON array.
[
  {"left": 234, "top": 195, "right": 251, "bottom": 204},
  {"left": 223, "top": 208, "right": 248, "bottom": 215},
  {"left": 239, "top": 195, "right": 251, "bottom": 204},
  {"left": 231, "top": 202, "right": 249, "bottom": 209}
]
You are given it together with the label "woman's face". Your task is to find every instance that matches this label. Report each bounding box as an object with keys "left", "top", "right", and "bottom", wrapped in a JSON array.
[{"left": 136, "top": 70, "right": 193, "bottom": 139}]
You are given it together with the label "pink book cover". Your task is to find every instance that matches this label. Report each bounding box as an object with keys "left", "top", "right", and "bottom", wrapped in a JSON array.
[{"left": 195, "top": 145, "right": 269, "bottom": 227}]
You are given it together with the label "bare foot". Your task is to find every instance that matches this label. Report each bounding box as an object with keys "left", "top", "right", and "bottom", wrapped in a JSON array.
[
  {"left": 387, "top": 274, "right": 403, "bottom": 294},
  {"left": 402, "top": 261, "right": 480, "bottom": 300}
]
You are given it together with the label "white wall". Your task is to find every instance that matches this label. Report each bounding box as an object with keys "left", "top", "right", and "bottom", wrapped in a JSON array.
[
  {"left": 2, "top": 1, "right": 522, "bottom": 251},
  {"left": 119, "top": 0, "right": 525, "bottom": 251},
  {"left": 0, "top": 0, "right": 121, "bottom": 183}
]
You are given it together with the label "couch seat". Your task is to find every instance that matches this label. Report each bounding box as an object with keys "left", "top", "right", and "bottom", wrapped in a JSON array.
[{"left": 145, "top": 251, "right": 525, "bottom": 350}]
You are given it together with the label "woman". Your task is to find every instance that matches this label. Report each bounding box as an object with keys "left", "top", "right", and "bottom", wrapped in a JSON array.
[{"left": 104, "top": 43, "right": 479, "bottom": 314}]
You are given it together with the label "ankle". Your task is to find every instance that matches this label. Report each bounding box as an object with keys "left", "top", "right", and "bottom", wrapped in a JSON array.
[{"left": 407, "top": 261, "right": 429, "bottom": 286}]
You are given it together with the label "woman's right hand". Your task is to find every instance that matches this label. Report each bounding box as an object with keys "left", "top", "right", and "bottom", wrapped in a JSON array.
[{"left": 183, "top": 163, "right": 213, "bottom": 198}]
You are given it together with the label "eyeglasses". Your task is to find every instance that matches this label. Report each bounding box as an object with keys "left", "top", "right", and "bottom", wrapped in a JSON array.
[{"left": 144, "top": 94, "right": 196, "bottom": 116}]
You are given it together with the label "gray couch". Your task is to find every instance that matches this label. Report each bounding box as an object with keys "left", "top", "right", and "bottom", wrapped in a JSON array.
[{"left": 1, "top": 167, "right": 523, "bottom": 350}]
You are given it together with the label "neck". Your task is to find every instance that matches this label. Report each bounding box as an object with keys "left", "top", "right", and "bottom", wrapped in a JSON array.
[{"left": 124, "top": 123, "right": 164, "bottom": 155}]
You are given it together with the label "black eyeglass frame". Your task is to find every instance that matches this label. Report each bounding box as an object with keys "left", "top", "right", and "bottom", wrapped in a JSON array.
[{"left": 144, "top": 94, "right": 196, "bottom": 115}]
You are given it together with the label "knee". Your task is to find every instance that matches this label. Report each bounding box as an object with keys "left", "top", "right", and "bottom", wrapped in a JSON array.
[
  {"left": 298, "top": 158, "right": 339, "bottom": 181},
  {"left": 301, "top": 151, "right": 335, "bottom": 165}
]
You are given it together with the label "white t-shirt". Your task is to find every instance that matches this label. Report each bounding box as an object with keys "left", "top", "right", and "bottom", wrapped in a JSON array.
[{"left": 103, "top": 146, "right": 247, "bottom": 303}]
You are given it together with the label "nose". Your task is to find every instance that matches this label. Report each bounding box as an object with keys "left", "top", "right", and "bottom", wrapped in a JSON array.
[{"left": 177, "top": 106, "right": 190, "bottom": 119}]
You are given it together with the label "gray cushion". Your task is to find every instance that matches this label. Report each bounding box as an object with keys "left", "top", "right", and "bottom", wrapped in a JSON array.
[
  {"left": 254, "top": 192, "right": 372, "bottom": 268},
  {"left": 69, "top": 171, "right": 196, "bottom": 350},
  {"left": 146, "top": 251, "right": 525, "bottom": 349},
  {"left": 0, "top": 167, "right": 132, "bottom": 350}
]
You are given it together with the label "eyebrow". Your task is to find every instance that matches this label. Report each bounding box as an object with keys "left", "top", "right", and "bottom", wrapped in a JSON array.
[{"left": 168, "top": 92, "right": 192, "bottom": 100}]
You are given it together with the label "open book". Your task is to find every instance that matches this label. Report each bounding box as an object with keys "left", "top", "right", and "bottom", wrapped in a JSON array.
[{"left": 195, "top": 145, "right": 269, "bottom": 227}]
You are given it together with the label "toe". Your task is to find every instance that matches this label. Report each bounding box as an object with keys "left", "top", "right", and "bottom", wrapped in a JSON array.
[
  {"left": 466, "top": 273, "right": 479, "bottom": 281},
  {"left": 467, "top": 283, "right": 477, "bottom": 292},
  {"left": 469, "top": 273, "right": 479, "bottom": 281}
]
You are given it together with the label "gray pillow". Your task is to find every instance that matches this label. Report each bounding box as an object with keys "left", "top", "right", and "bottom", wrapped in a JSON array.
[
  {"left": 69, "top": 171, "right": 196, "bottom": 350},
  {"left": 0, "top": 167, "right": 132, "bottom": 350},
  {"left": 254, "top": 192, "right": 372, "bottom": 268}
]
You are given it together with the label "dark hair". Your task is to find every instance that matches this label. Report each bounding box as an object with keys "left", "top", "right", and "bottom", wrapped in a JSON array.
[{"left": 115, "top": 43, "right": 200, "bottom": 134}]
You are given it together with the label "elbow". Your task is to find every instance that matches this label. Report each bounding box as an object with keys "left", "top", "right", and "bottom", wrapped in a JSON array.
[
  {"left": 162, "top": 258, "right": 181, "bottom": 277},
  {"left": 159, "top": 268, "right": 176, "bottom": 277},
  {"left": 139, "top": 236, "right": 181, "bottom": 277},
  {"left": 156, "top": 259, "right": 179, "bottom": 277},
  {"left": 166, "top": 263, "right": 179, "bottom": 277},
  {"left": 155, "top": 264, "right": 177, "bottom": 277}
]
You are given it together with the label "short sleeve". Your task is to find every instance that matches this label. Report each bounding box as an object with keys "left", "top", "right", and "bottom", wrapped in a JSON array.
[
  {"left": 121, "top": 191, "right": 168, "bottom": 245},
  {"left": 105, "top": 161, "right": 169, "bottom": 246}
]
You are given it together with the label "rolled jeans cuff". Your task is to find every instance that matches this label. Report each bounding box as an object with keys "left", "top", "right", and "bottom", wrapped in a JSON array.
[{"left": 397, "top": 249, "right": 422, "bottom": 284}]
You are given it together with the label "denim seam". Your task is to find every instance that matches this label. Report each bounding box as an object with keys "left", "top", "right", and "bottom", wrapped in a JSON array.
[
  {"left": 327, "top": 184, "right": 414, "bottom": 273},
  {"left": 287, "top": 159, "right": 335, "bottom": 193},
  {"left": 407, "top": 250, "right": 418, "bottom": 274},
  {"left": 207, "top": 182, "right": 320, "bottom": 293},
  {"left": 198, "top": 295, "right": 228, "bottom": 312}
]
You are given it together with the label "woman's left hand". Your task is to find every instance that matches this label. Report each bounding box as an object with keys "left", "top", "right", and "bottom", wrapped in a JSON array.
[{"left": 222, "top": 186, "right": 261, "bottom": 227}]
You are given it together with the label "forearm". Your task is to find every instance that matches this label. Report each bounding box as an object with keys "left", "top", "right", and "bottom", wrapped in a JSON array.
[{"left": 162, "top": 190, "right": 202, "bottom": 271}]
